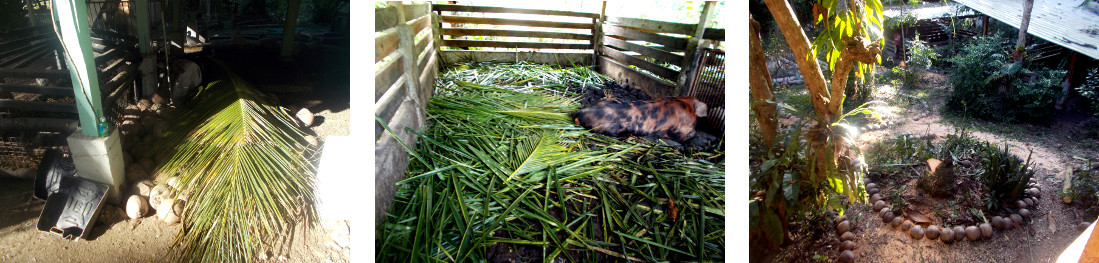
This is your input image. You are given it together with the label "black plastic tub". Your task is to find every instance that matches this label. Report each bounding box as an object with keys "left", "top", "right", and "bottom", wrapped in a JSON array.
[
  {"left": 36, "top": 176, "right": 110, "bottom": 240},
  {"left": 34, "top": 149, "right": 77, "bottom": 200}
]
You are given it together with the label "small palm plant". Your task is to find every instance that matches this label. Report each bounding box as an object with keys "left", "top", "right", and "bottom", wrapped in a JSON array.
[{"left": 153, "top": 59, "right": 317, "bottom": 262}]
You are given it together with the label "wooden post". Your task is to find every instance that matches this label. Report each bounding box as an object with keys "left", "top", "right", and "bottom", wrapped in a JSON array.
[
  {"left": 432, "top": 6, "right": 443, "bottom": 60},
  {"left": 675, "top": 1, "right": 716, "bottom": 96},
  {"left": 135, "top": 0, "right": 151, "bottom": 55},
  {"left": 281, "top": 0, "right": 302, "bottom": 60},
  {"left": 53, "top": 0, "right": 106, "bottom": 137},
  {"left": 981, "top": 15, "right": 989, "bottom": 36},
  {"left": 393, "top": 2, "right": 423, "bottom": 107},
  {"left": 592, "top": 2, "right": 606, "bottom": 65}
]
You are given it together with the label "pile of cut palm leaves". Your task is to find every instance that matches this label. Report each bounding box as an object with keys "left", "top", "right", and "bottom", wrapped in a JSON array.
[
  {"left": 153, "top": 59, "right": 317, "bottom": 262},
  {"left": 377, "top": 62, "right": 725, "bottom": 262}
]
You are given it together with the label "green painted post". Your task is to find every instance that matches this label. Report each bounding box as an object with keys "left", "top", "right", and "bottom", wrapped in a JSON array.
[
  {"left": 134, "top": 0, "right": 151, "bottom": 55},
  {"left": 53, "top": 0, "right": 105, "bottom": 137}
]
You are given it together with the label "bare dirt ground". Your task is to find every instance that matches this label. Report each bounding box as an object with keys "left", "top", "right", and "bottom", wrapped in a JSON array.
[{"left": 766, "top": 70, "right": 1099, "bottom": 262}]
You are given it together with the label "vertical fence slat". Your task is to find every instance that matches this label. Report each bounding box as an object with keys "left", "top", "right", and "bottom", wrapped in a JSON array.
[
  {"left": 394, "top": 2, "right": 423, "bottom": 107},
  {"left": 675, "top": 1, "right": 717, "bottom": 96}
]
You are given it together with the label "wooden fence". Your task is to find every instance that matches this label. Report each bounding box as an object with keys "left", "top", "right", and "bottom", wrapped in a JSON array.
[
  {"left": 374, "top": 2, "right": 724, "bottom": 222},
  {"left": 374, "top": 2, "right": 439, "bottom": 224}
]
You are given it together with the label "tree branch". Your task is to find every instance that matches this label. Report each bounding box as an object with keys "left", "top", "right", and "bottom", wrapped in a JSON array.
[{"left": 764, "top": 0, "right": 833, "bottom": 122}]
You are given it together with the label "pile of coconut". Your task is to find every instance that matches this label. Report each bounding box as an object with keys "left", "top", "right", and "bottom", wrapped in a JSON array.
[
  {"left": 116, "top": 94, "right": 185, "bottom": 225},
  {"left": 126, "top": 178, "right": 185, "bottom": 224}
]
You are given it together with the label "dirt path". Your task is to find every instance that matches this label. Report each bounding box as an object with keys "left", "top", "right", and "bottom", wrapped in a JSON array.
[{"left": 843, "top": 72, "right": 1099, "bottom": 262}]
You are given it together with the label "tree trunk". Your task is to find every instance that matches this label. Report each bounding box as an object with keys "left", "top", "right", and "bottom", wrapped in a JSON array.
[
  {"left": 1013, "top": 0, "right": 1035, "bottom": 62},
  {"left": 763, "top": 0, "right": 834, "bottom": 123},
  {"left": 749, "top": 16, "right": 778, "bottom": 147}
]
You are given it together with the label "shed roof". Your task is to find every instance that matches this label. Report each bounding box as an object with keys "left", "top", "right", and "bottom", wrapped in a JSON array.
[
  {"left": 954, "top": 0, "right": 1099, "bottom": 60},
  {"left": 883, "top": 2, "right": 974, "bottom": 20}
]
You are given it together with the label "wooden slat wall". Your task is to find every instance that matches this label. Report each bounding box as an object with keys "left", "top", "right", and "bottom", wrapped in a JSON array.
[
  {"left": 375, "top": 2, "right": 437, "bottom": 141},
  {"left": 433, "top": 4, "right": 598, "bottom": 55},
  {"left": 375, "top": 2, "right": 439, "bottom": 224},
  {"left": 597, "top": 12, "right": 725, "bottom": 98}
]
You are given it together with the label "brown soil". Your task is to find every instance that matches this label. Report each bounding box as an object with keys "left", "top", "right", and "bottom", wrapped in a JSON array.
[{"left": 765, "top": 70, "right": 1099, "bottom": 262}]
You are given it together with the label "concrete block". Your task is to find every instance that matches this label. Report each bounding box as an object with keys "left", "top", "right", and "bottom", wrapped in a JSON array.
[{"left": 67, "top": 128, "right": 126, "bottom": 204}]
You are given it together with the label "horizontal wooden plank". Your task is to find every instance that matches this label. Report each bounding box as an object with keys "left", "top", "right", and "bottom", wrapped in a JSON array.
[
  {"left": 597, "top": 56, "right": 677, "bottom": 99},
  {"left": 375, "top": 55, "right": 405, "bottom": 101},
  {"left": 444, "top": 39, "right": 590, "bottom": 49},
  {"left": 602, "top": 37, "right": 683, "bottom": 65},
  {"left": 418, "top": 45, "right": 436, "bottom": 80},
  {"left": 440, "top": 16, "right": 593, "bottom": 30},
  {"left": 703, "top": 28, "right": 724, "bottom": 41},
  {"left": 0, "top": 68, "right": 70, "bottom": 79},
  {"left": 433, "top": 4, "right": 598, "bottom": 18},
  {"left": 375, "top": 29, "right": 399, "bottom": 63},
  {"left": 0, "top": 84, "right": 74, "bottom": 97},
  {"left": 0, "top": 100, "right": 77, "bottom": 113},
  {"left": 375, "top": 78, "right": 408, "bottom": 137},
  {"left": 414, "top": 31, "right": 432, "bottom": 56},
  {"left": 606, "top": 16, "right": 695, "bottom": 35},
  {"left": 440, "top": 50, "right": 594, "bottom": 66},
  {"left": 601, "top": 46, "right": 679, "bottom": 81},
  {"left": 409, "top": 13, "right": 431, "bottom": 35},
  {"left": 0, "top": 33, "right": 53, "bottom": 51},
  {"left": 442, "top": 28, "right": 592, "bottom": 40},
  {"left": 0, "top": 45, "right": 51, "bottom": 68},
  {"left": 375, "top": 3, "right": 432, "bottom": 32},
  {"left": 602, "top": 24, "right": 687, "bottom": 51}
]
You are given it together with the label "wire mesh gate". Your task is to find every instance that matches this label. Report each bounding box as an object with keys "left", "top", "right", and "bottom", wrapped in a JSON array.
[{"left": 687, "top": 47, "right": 724, "bottom": 135}]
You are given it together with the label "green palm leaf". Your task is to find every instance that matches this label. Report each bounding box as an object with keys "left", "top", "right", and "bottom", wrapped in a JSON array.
[{"left": 153, "top": 59, "right": 317, "bottom": 262}]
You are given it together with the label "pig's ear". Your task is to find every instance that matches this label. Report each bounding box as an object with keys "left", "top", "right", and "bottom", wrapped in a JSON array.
[{"left": 692, "top": 99, "right": 708, "bottom": 117}]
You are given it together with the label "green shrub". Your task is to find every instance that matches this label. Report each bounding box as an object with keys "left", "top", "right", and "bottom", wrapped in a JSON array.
[
  {"left": 981, "top": 143, "right": 1033, "bottom": 211},
  {"left": 945, "top": 36, "right": 1066, "bottom": 122},
  {"left": 1068, "top": 161, "right": 1099, "bottom": 210},
  {"left": 906, "top": 38, "right": 938, "bottom": 71},
  {"left": 1077, "top": 68, "right": 1099, "bottom": 116}
]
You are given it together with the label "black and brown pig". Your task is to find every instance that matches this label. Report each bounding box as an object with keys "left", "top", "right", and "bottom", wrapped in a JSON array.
[{"left": 573, "top": 97, "right": 708, "bottom": 142}]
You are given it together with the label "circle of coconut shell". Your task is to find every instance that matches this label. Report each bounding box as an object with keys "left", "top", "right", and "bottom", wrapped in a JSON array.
[
  {"left": 870, "top": 194, "right": 882, "bottom": 204},
  {"left": 126, "top": 195, "right": 149, "bottom": 219},
  {"left": 1079, "top": 222, "right": 1092, "bottom": 232},
  {"left": 909, "top": 225, "right": 924, "bottom": 240},
  {"left": 840, "top": 240, "right": 856, "bottom": 251},
  {"left": 834, "top": 215, "right": 847, "bottom": 225},
  {"left": 874, "top": 200, "right": 887, "bottom": 211},
  {"left": 1010, "top": 214, "right": 1023, "bottom": 226},
  {"left": 157, "top": 199, "right": 183, "bottom": 225},
  {"left": 940, "top": 228, "right": 954, "bottom": 243},
  {"left": 980, "top": 223, "right": 993, "bottom": 238},
  {"left": 1003, "top": 217, "right": 1015, "bottom": 230},
  {"left": 867, "top": 183, "right": 877, "bottom": 189},
  {"left": 149, "top": 184, "right": 173, "bottom": 209},
  {"left": 839, "top": 250, "right": 855, "bottom": 263},
  {"left": 883, "top": 210, "right": 894, "bottom": 223},
  {"left": 1030, "top": 188, "right": 1041, "bottom": 197},
  {"left": 1016, "top": 200, "right": 1028, "bottom": 209},
  {"left": 868, "top": 188, "right": 880, "bottom": 195},
  {"left": 840, "top": 232, "right": 855, "bottom": 242},
  {"left": 926, "top": 225, "right": 940, "bottom": 240},
  {"left": 1030, "top": 197, "right": 1040, "bottom": 207},
  {"left": 953, "top": 226, "right": 965, "bottom": 242},
  {"left": 965, "top": 226, "right": 981, "bottom": 241},
  {"left": 891, "top": 216, "right": 903, "bottom": 228},
  {"left": 1024, "top": 198, "right": 1035, "bottom": 207},
  {"left": 902, "top": 220, "right": 914, "bottom": 231},
  {"left": 837, "top": 221, "right": 851, "bottom": 235},
  {"left": 1019, "top": 208, "right": 1031, "bottom": 218},
  {"left": 992, "top": 216, "right": 1004, "bottom": 230},
  {"left": 133, "top": 180, "right": 155, "bottom": 198}
]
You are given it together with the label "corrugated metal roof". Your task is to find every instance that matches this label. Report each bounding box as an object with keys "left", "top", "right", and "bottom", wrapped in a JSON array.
[
  {"left": 954, "top": 0, "right": 1099, "bottom": 60},
  {"left": 884, "top": 2, "right": 974, "bottom": 20}
]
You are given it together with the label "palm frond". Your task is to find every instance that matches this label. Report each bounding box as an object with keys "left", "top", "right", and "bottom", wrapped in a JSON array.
[{"left": 153, "top": 59, "right": 317, "bottom": 262}]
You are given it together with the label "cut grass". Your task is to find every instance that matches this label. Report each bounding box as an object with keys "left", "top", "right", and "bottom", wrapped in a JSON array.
[{"left": 377, "top": 62, "right": 725, "bottom": 262}]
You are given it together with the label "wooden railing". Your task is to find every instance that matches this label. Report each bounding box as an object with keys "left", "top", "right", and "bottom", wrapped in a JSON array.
[
  {"left": 374, "top": 2, "right": 440, "bottom": 224},
  {"left": 432, "top": 4, "right": 599, "bottom": 66}
]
